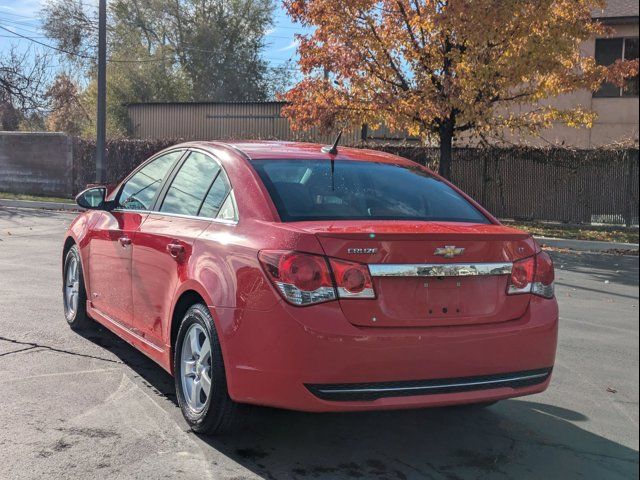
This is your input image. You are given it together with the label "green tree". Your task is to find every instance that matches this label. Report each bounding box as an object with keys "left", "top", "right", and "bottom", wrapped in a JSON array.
[
  {"left": 42, "top": 0, "right": 289, "bottom": 134},
  {"left": 111, "top": 0, "right": 277, "bottom": 101}
]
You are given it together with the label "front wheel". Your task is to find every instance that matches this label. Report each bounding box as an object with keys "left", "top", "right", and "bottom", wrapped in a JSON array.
[
  {"left": 174, "top": 303, "right": 242, "bottom": 434},
  {"left": 63, "top": 244, "right": 91, "bottom": 330}
]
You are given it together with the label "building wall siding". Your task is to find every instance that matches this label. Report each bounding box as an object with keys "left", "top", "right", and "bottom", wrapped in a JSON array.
[{"left": 128, "top": 102, "right": 365, "bottom": 144}]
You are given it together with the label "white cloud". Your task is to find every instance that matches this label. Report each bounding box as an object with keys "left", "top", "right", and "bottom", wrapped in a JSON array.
[{"left": 277, "top": 38, "right": 299, "bottom": 52}]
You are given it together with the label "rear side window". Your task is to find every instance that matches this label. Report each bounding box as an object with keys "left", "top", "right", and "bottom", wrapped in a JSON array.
[
  {"left": 119, "top": 151, "right": 182, "bottom": 210},
  {"left": 161, "top": 152, "right": 221, "bottom": 216},
  {"left": 199, "top": 170, "right": 232, "bottom": 219},
  {"left": 251, "top": 159, "right": 489, "bottom": 223}
]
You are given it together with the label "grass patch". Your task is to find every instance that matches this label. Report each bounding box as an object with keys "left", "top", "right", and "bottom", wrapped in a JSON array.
[
  {"left": 0, "top": 192, "right": 74, "bottom": 204},
  {"left": 505, "top": 221, "right": 639, "bottom": 244}
]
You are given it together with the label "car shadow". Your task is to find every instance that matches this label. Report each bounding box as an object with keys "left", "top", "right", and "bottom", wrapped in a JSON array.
[
  {"left": 79, "top": 325, "right": 638, "bottom": 480},
  {"left": 550, "top": 251, "right": 639, "bottom": 288}
]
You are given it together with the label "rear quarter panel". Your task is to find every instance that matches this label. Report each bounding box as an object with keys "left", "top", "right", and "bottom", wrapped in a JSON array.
[{"left": 179, "top": 218, "right": 324, "bottom": 368}]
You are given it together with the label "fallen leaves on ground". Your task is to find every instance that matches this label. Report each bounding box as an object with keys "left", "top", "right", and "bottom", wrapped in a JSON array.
[{"left": 507, "top": 222, "right": 638, "bottom": 244}]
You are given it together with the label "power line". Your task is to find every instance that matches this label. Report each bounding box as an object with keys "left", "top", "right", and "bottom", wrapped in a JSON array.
[
  {"left": 0, "top": 10, "right": 42, "bottom": 20},
  {"left": 0, "top": 17, "right": 44, "bottom": 34},
  {"left": 0, "top": 24, "right": 174, "bottom": 64},
  {"left": 0, "top": 23, "right": 303, "bottom": 70},
  {"left": 0, "top": 33, "right": 49, "bottom": 39},
  {"left": 0, "top": 23, "right": 95, "bottom": 59}
]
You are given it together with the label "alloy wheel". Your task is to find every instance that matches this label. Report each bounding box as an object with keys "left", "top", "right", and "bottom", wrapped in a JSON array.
[
  {"left": 180, "top": 323, "right": 213, "bottom": 414},
  {"left": 64, "top": 256, "right": 80, "bottom": 317}
]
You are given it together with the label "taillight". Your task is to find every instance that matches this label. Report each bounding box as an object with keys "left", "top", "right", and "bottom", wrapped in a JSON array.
[
  {"left": 507, "top": 251, "right": 555, "bottom": 299},
  {"left": 532, "top": 251, "right": 555, "bottom": 298},
  {"left": 258, "top": 250, "right": 376, "bottom": 306},
  {"left": 328, "top": 258, "right": 375, "bottom": 299},
  {"left": 509, "top": 256, "right": 535, "bottom": 291},
  {"left": 258, "top": 250, "right": 336, "bottom": 306}
]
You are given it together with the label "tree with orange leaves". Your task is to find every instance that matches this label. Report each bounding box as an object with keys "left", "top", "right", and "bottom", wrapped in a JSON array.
[{"left": 282, "top": 0, "right": 639, "bottom": 178}]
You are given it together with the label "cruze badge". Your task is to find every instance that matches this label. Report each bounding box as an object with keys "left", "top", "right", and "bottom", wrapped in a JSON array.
[
  {"left": 348, "top": 248, "right": 378, "bottom": 254},
  {"left": 434, "top": 245, "right": 465, "bottom": 258}
]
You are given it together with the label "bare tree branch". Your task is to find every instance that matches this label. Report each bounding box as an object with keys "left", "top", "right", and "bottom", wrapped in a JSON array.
[{"left": 0, "top": 46, "right": 51, "bottom": 113}]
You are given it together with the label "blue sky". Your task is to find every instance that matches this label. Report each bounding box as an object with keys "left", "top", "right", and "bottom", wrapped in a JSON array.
[{"left": 0, "top": 0, "right": 308, "bottom": 77}]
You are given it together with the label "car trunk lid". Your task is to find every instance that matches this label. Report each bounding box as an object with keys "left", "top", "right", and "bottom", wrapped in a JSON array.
[{"left": 293, "top": 220, "right": 536, "bottom": 327}]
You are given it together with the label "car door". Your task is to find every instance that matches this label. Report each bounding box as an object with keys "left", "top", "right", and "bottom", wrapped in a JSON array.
[
  {"left": 88, "top": 150, "right": 184, "bottom": 328},
  {"left": 132, "top": 150, "right": 237, "bottom": 349}
]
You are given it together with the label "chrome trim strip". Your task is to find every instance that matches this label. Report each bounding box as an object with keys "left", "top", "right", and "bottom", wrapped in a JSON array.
[
  {"left": 111, "top": 207, "right": 238, "bottom": 226},
  {"left": 368, "top": 262, "right": 512, "bottom": 278},
  {"left": 147, "top": 209, "right": 238, "bottom": 225},
  {"left": 316, "top": 372, "right": 549, "bottom": 395}
]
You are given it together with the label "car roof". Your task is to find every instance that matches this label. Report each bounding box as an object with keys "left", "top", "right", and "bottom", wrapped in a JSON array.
[{"left": 178, "top": 140, "right": 419, "bottom": 167}]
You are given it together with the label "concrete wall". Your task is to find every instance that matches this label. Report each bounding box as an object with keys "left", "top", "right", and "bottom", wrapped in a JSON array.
[{"left": 0, "top": 132, "right": 73, "bottom": 197}]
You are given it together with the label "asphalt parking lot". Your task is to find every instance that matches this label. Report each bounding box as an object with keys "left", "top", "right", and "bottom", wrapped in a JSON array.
[{"left": 0, "top": 207, "right": 638, "bottom": 480}]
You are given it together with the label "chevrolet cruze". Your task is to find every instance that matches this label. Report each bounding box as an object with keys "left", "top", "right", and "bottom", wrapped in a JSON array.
[{"left": 63, "top": 141, "right": 558, "bottom": 434}]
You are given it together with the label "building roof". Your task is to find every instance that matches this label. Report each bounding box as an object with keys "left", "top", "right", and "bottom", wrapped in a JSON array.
[
  {"left": 592, "top": 0, "right": 639, "bottom": 20},
  {"left": 127, "top": 101, "right": 286, "bottom": 107}
]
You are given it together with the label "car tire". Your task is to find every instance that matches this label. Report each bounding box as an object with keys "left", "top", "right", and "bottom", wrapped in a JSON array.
[
  {"left": 63, "top": 244, "right": 92, "bottom": 330},
  {"left": 174, "top": 303, "right": 243, "bottom": 435}
]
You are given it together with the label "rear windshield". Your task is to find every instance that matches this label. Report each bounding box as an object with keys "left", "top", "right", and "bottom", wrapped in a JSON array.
[{"left": 251, "top": 159, "right": 489, "bottom": 223}]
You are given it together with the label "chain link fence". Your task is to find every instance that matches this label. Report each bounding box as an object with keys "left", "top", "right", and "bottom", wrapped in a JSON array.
[
  {"left": 376, "top": 146, "right": 639, "bottom": 227},
  {"left": 72, "top": 138, "right": 639, "bottom": 227}
]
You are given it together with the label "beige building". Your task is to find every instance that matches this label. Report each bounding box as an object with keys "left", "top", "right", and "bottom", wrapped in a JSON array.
[{"left": 489, "top": 0, "right": 639, "bottom": 148}]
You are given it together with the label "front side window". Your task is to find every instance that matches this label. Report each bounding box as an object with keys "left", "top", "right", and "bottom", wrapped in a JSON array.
[
  {"left": 161, "top": 152, "right": 221, "bottom": 216},
  {"left": 594, "top": 37, "right": 639, "bottom": 98},
  {"left": 251, "top": 159, "right": 489, "bottom": 223},
  {"left": 119, "top": 151, "right": 182, "bottom": 210}
]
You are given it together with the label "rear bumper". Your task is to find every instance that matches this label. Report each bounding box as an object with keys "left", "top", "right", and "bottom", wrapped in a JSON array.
[
  {"left": 305, "top": 368, "right": 552, "bottom": 401},
  {"left": 213, "top": 296, "right": 558, "bottom": 412}
]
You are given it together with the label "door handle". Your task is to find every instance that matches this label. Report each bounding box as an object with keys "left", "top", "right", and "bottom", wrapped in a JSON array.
[
  {"left": 166, "top": 242, "right": 185, "bottom": 258},
  {"left": 118, "top": 236, "right": 132, "bottom": 248}
]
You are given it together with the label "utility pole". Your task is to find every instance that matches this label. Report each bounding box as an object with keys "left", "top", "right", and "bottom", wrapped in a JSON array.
[{"left": 96, "top": 0, "right": 107, "bottom": 183}]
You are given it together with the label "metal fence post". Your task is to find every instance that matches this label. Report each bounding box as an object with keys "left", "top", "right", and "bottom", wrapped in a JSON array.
[
  {"left": 624, "top": 149, "right": 638, "bottom": 228},
  {"left": 481, "top": 155, "right": 489, "bottom": 207}
]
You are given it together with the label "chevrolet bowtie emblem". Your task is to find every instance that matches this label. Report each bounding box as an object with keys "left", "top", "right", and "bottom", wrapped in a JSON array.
[{"left": 434, "top": 245, "right": 465, "bottom": 258}]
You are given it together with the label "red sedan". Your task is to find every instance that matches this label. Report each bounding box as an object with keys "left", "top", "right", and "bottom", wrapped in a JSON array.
[{"left": 63, "top": 141, "right": 558, "bottom": 434}]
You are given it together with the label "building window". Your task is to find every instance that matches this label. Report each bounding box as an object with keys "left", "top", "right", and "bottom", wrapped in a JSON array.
[{"left": 594, "top": 37, "right": 639, "bottom": 98}]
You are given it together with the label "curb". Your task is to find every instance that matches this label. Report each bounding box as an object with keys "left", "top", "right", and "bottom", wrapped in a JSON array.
[
  {"left": 535, "top": 236, "right": 639, "bottom": 253},
  {"left": 0, "top": 199, "right": 80, "bottom": 212}
]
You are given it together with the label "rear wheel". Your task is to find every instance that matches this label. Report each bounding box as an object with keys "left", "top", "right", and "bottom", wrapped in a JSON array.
[
  {"left": 63, "top": 244, "right": 91, "bottom": 330},
  {"left": 174, "top": 303, "right": 242, "bottom": 434}
]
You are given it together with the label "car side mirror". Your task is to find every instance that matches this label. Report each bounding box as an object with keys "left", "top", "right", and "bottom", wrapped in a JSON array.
[{"left": 75, "top": 186, "right": 112, "bottom": 210}]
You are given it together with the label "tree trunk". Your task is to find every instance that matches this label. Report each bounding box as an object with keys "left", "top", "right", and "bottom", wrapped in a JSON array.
[{"left": 439, "top": 121, "right": 454, "bottom": 179}]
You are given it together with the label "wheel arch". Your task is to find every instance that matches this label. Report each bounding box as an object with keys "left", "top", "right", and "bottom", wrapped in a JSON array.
[
  {"left": 169, "top": 283, "right": 222, "bottom": 376},
  {"left": 62, "top": 235, "right": 76, "bottom": 268}
]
